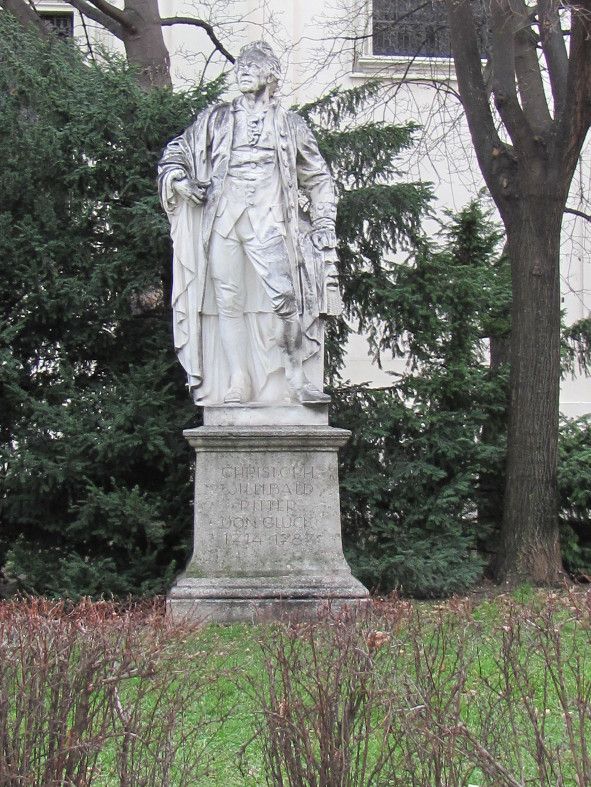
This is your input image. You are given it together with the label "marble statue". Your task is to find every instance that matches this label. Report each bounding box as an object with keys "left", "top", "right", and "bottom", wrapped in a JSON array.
[
  {"left": 159, "top": 42, "right": 368, "bottom": 622},
  {"left": 158, "top": 40, "right": 342, "bottom": 406}
]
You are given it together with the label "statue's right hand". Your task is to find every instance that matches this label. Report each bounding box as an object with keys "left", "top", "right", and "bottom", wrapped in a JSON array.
[{"left": 173, "top": 177, "right": 210, "bottom": 206}]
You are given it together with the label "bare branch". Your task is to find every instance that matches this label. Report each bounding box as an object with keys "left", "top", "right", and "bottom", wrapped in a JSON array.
[
  {"left": 513, "top": 0, "right": 552, "bottom": 133},
  {"left": 85, "top": 0, "right": 134, "bottom": 33},
  {"left": 197, "top": 47, "right": 216, "bottom": 90},
  {"left": 538, "top": 0, "right": 569, "bottom": 116},
  {"left": 564, "top": 206, "right": 591, "bottom": 223},
  {"left": 67, "top": 0, "right": 125, "bottom": 39},
  {"left": 160, "top": 17, "right": 235, "bottom": 63},
  {"left": 444, "top": 0, "right": 501, "bottom": 183},
  {"left": 489, "top": 0, "right": 532, "bottom": 151},
  {"left": 78, "top": 10, "right": 96, "bottom": 59},
  {"left": 393, "top": 77, "right": 462, "bottom": 104},
  {"left": 556, "top": 1, "right": 591, "bottom": 177}
]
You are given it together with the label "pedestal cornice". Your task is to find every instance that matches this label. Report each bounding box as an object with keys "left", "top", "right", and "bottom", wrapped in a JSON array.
[{"left": 183, "top": 425, "right": 352, "bottom": 452}]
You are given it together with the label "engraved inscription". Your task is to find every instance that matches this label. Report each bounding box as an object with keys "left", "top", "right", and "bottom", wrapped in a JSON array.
[
  {"left": 221, "top": 463, "right": 314, "bottom": 480},
  {"left": 201, "top": 460, "right": 323, "bottom": 552},
  {"left": 223, "top": 530, "right": 324, "bottom": 548}
]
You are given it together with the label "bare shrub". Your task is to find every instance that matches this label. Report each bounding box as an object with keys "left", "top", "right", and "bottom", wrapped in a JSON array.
[
  {"left": 250, "top": 590, "right": 591, "bottom": 786},
  {"left": 0, "top": 597, "right": 222, "bottom": 786},
  {"left": 249, "top": 604, "right": 411, "bottom": 786},
  {"left": 462, "top": 589, "right": 591, "bottom": 786}
]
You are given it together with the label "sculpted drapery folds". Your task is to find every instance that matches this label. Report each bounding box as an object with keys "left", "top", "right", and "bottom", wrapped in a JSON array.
[{"left": 158, "top": 41, "right": 341, "bottom": 406}]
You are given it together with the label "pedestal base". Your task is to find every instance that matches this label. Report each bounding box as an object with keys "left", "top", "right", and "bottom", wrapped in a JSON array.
[
  {"left": 167, "top": 409, "right": 368, "bottom": 624},
  {"left": 168, "top": 575, "right": 368, "bottom": 623}
]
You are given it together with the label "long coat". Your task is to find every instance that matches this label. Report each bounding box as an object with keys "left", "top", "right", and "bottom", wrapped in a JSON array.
[{"left": 158, "top": 98, "right": 337, "bottom": 395}]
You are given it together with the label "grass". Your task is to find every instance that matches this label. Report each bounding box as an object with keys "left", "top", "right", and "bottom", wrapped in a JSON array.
[
  {"left": 1, "top": 588, "right": 590, "bottom": 785},
  {"left": 183, "top": 624, "right": 264, "bottom": 785},
  {"left": 185, "top": 589, "right": 591, "bottom": 785}
]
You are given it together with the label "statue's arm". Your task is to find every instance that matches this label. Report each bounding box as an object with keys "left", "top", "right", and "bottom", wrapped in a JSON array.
[
  {"left": 158, "top": 112, "right": 211, "bottom": 214},
  {"left": 293, "top": 116, "right": 337, "bottom": 250},
  {"left": 158, "top": 130, "right": 193, "bottom": 213}
]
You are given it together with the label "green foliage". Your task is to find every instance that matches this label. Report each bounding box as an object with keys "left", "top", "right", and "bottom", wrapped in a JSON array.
[
  {"left": 300, "top": 88, "right": 503, "bottom": 595},
  {"left": 331, "top": 205, "right": 510, "bottom": 595},
  {"left": 558, "top": 416, "right": 591, "bottom": 577},
  {"left": 300, "top": 85, "right": 431, "bottom": 380},
  {"left": 562, "top": 316, "right": 591, "bottom": 377},
  {"left": 296, "top": 81, "right": 384, "bottom": 127},
  {"left": 558, "top": 318, "right": 591, "bottom": 577},
  {"left": 0, "top": 16, "right": 223, "bottom": 596}
]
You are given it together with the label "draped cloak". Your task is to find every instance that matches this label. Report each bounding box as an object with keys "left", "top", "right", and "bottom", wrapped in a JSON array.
[{"left": 158, "top": 99, "right": 337, "bottom": 404}]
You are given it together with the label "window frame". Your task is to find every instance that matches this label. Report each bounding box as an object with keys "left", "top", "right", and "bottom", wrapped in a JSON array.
[
  {"left": 38, "top": 8, "right": 75, "bottom": 37},
  {"left": 371, "top": 0, "right": 454, "bottom": 60},
  {"left": 352, "top": 0, "right": 486, "bottom": 80}
]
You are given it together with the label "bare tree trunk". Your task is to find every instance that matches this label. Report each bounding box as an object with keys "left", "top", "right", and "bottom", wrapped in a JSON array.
[
  {"left": 496, "top": 192, "right": 564, "bottom": 583},
  {"left": 0, "top": 0, "right": 48, "bottom": 35},
  {"left": 121, "top": 0, "right": 171, "bottom": 89},
  {"left": 443, "top": 0, "right": 591, "bottom": 585}
]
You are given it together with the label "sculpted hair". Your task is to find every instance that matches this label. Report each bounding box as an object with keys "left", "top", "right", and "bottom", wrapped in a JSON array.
[{"left": 235, "top": 41, "right": 282, "bottom": 94}]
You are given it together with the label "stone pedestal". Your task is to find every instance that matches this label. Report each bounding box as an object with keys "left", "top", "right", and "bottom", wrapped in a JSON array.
[{"left": 167, "top": 405, "right": 368, "bottom": 623}]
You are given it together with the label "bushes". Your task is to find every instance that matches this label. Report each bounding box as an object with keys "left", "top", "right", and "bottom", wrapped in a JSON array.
[
  {"left": 333, "top": 205, "right": 510, "bottom": 595},
  {"left": 1, "top": 593, "right": 590, "bottom": 784},
  {"left": 559, "top": 416, "right": 591, "bottom": 577},
  {"left": 0, "top": 598, "right": 222, "bottom": 785},
  {"left": 250, "top": 591, "right": 591, "bottom": 786}
]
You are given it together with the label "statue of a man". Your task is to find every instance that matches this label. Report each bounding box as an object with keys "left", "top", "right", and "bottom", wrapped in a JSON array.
[{"left": 158, "top": 41, "right": 341, "bottom": 406}]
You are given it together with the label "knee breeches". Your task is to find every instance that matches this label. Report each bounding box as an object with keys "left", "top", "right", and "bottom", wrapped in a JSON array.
[{"left": 209, "top": 212, "right": 298, "bottom": 320}]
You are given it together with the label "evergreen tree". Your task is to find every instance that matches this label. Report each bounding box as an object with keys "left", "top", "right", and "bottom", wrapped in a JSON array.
[
  {"left": 559, "top": 318, "right": 591, "bottom": 577},
  {"left": 299, "top": 89, "right": 513, "bottom": 594},
  {"left": 558, "top": 416, "right": 591, "bottom": 577},
  {"left": 298, "top": 87, "right": 431, "bottom": 382},
  {"left": 334, "top": 205, "right": 511, "bottom": 595},
  {"left": 0, "top": 16, "right": 222, "bottom": 596}
]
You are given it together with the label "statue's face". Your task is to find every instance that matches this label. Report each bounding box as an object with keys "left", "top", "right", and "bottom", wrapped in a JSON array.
[{"left": 235, "top": 53, "right": 274, "bottom": 95}]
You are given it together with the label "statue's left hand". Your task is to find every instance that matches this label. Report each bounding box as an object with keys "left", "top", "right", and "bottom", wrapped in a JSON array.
[
  {"left": 310, "top": 227, "right": 337, "bottom": 251},
  {"left": 173, "top": 177, "right": 210, "bottom": 206}
]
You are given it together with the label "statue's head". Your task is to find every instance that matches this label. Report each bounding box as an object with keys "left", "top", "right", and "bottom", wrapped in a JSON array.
[{"left": 234, "top": 41, "right": 281, "bottom": 97}]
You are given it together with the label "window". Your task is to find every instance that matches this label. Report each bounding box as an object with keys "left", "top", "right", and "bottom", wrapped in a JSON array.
[
  {"left": 372, "top": 0, "right": 488, "bottom": 59},
  {"left": 39, "top": 11, "right": 74, "bottom": 38}
]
